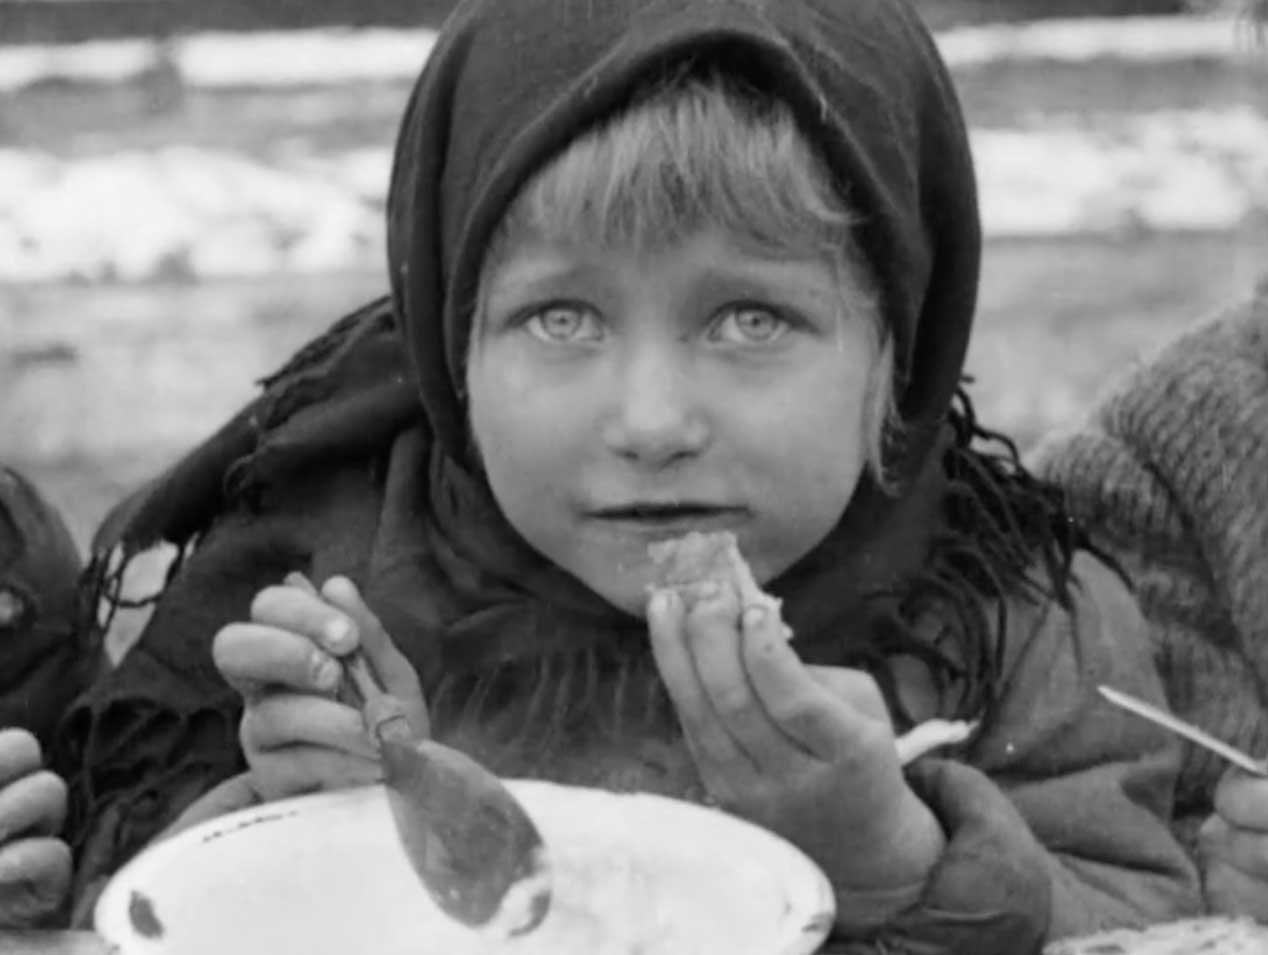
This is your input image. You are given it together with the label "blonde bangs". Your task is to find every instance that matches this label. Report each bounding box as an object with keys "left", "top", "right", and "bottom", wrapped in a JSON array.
[{"left": 499, "top": 74, "right": 859, "bottom": 266}]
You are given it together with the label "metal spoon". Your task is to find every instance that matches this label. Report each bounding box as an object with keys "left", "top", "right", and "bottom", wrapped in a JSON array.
[
  {"left": 286, "top": 574, "right": 553, "bottom": 935},
  {"left": 1098, "top": 685, "right": 1268, "bottom": 777}
]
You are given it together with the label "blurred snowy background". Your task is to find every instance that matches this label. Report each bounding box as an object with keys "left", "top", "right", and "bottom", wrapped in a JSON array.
[{"left": 1, "top": 0, "right": 1267, "bottom": 547}]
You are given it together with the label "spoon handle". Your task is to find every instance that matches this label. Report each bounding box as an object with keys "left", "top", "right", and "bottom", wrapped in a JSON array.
[
  {"left": 282, "top": 571, "right": 414, "bottom": 745},
  {"left": 342, "top": 652, "right": 415, "bottom": 745},
  {"left": 1098, "top": 685, "right": 1268, "bottom": 777}
]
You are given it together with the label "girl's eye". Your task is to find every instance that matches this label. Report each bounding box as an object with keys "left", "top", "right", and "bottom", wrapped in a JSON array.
[
  {"left": 711, "top": 305, "right": 791, "bottom": 345},
  {"left": 524, "top": 305, "right": 604, "bottom": 344}
]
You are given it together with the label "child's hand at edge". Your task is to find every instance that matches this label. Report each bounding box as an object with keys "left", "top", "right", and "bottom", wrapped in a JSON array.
[
  {"left": 0, "top": 727, "right": 70, "bottom": 928},
  {"left": 1198, "top": 767, "right": 1268, "bottom": 920},
  {"left": 647, "top": 582, "right": 945, "bottom": 930},
  {"left": 213, "top": 574, "right": 428, "bottom": 802}
]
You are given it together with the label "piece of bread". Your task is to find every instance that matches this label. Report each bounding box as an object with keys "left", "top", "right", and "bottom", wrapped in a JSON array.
[
  {"left": 1044, "top": 917, "right": 1268, "bottom": 955},
  {"left": 646, "top": 531, "right": 976, "bottom": 764},
  {"left": 647, "top": 530, "right": 782, "bottom": 616}
]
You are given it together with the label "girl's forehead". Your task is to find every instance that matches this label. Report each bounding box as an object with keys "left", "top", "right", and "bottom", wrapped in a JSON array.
[
  {"left": 492, "top": 223, "right": 834, "bottom": 267},
  {"left": 484, "top": 228, "right": 840, "bottom": 287}
]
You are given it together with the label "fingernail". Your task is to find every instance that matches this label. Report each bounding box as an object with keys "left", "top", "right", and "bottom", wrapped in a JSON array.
[
  {"left": 742, "top": 606, "right": 767, "bottom": 630},
  {"left": 649, "top": 589, "right": 675, "bottom": 617},
  {"left": 312, "top": 653, "right": 340, "bottom": 690},
  {"left": 324, "top": 575, "right": 357, "bottom": 604},
  {"left": 324, "top": 619, "right": 352, "bottom": 651}
]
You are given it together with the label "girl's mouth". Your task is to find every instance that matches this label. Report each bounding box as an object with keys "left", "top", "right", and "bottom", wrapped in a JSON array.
[{"left": 590, "top": 503, "right": 747, "bottom": 535}]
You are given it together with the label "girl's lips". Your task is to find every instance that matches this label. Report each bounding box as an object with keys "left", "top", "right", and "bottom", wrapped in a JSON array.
[{"left": 589, "top": 505, "right": 748, "bottom": 537}]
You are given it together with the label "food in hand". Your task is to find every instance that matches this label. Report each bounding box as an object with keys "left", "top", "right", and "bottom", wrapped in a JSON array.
[
  {"left": 647, "top": 530, "right": 977, "bottom": 764},
  {"left": 648, "top": 530, "right": 782, "bottom": 617}
]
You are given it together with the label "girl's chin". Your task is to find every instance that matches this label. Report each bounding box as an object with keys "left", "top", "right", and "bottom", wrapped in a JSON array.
[
  {"left": 594, "top": 579, "right": 657, "bottom": 620},
  {"left": 567, "top": 564, "right": 657, "bottom": 620}
]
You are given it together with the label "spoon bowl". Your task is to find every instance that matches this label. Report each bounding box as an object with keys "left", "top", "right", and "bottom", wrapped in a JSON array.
[
  {"left": 343, "top": 653, "right": 553, "bottom": 936},
  {"left": 284, "top": 571, "right": 551, "bottom": 935}
]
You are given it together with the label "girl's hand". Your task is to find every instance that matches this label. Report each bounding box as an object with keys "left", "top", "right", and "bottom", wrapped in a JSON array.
[
  {"left": 1198, "top": 767, "right": 1268, "bottom": 920},
  {"left": 0, "top": 728, "right": 70, "bottom": 927},
  {"left": 647, "top": 582, "right": 945, "bottom": 922},
  {"left": 213, "top": 575, "right": 428, "bottom": 802}
]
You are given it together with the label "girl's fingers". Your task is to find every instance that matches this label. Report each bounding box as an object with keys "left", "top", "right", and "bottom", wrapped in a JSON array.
[
  {"left": 1219, "top": 826, "right": 1268, "bottom": 881},
  {"left": 214, "top": 622, "right": 343, "bottom": 699},
  {"left": 1213, "top": 769, "right": 1268, "bottom": 832},
  {"left": 241, "top": 692, "right": 378, "bottom": 760},
  {"left": 0, "top": 730, "right": 41, "bottom": 789},
  {"left": 807, "top": 665, "right": 894, "bottom": 727},
  {"left": 0, "top": 837, "right": 71, "bottom": 928},
  {"left": 689, "top": 588, "right": 800, "bottom": 772},
  {"left": 250, "top": 745, "right": 384, "bottom": 801},
  {"left": 647, "top": 587, "right": 753, "bottom": 778},
  {"left": 0, "top": 771, "right": 66, "bottom": 842},
  {"left": 741, "top": 606, "right": 874, "bottom": 759},
  {"left": 1201, "top": 809, "right": 1268, "bottom": 882},
  {"left": 252, "top": 583, "right": 358, "bottom": 657},
  {"left": 320, "top": 576, "right": 429, "bottom": 737},
  {"left": 283, "top": 571, "right": 319, "bottom": 596}
]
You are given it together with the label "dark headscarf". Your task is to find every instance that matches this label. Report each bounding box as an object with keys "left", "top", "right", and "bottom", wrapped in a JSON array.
[
  {"left": 377, "top": 0, "right": 1082, "bottom": 719},
  {"left": 389, "top": 0, "right": 978, "bottom": 465},
  {"left": 59, "top": 1, "right": 1099, "bottom": 891},
  {"left": 91, "top": 0, "right": 1089, "bottom": 733},
  {"left": 73, "top": 4, "right": 1098, "bottom": 849}
]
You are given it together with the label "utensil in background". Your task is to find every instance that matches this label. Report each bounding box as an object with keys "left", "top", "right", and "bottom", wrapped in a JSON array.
[
  {"left": 1097, "top": 685, "right": 1268, "bottom": 777},
  {"left": 285, "top": 573, "right": 552, "bottom": 937}
]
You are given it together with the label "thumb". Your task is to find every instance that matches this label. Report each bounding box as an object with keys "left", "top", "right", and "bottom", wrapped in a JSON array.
[
  {"left": 1213, "top": 765, "right": 1268, "bottom": 831},
  {"left": 0, "top": 837, "right": 71, "bottom": 928},
  {"left": 321, "top": 575, "right": 429, "bottom": 737}
]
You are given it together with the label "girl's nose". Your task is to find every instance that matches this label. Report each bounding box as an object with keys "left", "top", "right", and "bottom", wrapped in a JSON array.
[{"left": 601, "top": 348, "right": 709, "bottom": 466}]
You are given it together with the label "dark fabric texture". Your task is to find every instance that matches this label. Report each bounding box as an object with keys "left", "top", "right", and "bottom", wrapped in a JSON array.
[
  {"left": 0, "top": 466, "right": 89, "bottom": 749},
  {"left": 821, "top": 554, "right": 1203, "bottom": 951},
  {"left": 824, "top": 758, "right": 1053, "bottom": 954},
  {"left": 47, "top": 0, "right": 1193, "bottom": 945}
]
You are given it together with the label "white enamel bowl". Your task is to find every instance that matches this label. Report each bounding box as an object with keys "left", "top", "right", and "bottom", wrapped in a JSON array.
[{"left": 95, "top": 781, "right": 835, "bottom": 955}]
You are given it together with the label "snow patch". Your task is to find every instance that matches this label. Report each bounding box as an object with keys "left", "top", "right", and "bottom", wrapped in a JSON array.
[
  {"left": 3, "top": 107, "right": 1266, "bottom": 282},
  {"left": 179, "top": 28, "right": 438, "bottom": 88},
  {"left": 0, "top": 16, "right": 1256, "bottom": 92},
  {"left": 0, "top": 146, "right": 382, "bottom": 282},
  {"left": 1, "top": 107, "right": 1264, "bottom": 282},
  {"left": 937, "top": 15, "right": 1257, "bottom": 67},
  {"left": 976, "top": 108, "right": 1268, "bottom": 236}
]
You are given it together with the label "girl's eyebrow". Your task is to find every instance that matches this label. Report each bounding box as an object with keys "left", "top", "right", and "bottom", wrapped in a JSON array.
[
  {"left": 693, "top": 259, "right": 840, "bottom": 307},
  {"left": 483, "top": 254, "right": 595, "bottom": 299}
]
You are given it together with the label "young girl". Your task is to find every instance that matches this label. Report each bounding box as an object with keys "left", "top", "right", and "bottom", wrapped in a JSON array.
[{"left": 55, "top": 0, "right": 1204, "bottom": 947}]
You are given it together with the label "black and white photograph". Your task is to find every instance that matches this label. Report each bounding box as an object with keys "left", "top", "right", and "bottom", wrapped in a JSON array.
[{"left": 1, "top": 0, "right": 1267, "bottom": 952}]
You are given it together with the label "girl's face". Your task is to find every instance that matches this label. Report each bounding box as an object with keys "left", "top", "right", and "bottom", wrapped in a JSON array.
[{"left": 467, "top": 227, "right": 876, "bottom": 615}]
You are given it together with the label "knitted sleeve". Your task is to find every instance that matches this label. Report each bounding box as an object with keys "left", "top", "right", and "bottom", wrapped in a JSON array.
[{"left": 1030, "top": 294, "right": 1268, "bottom": 838}]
